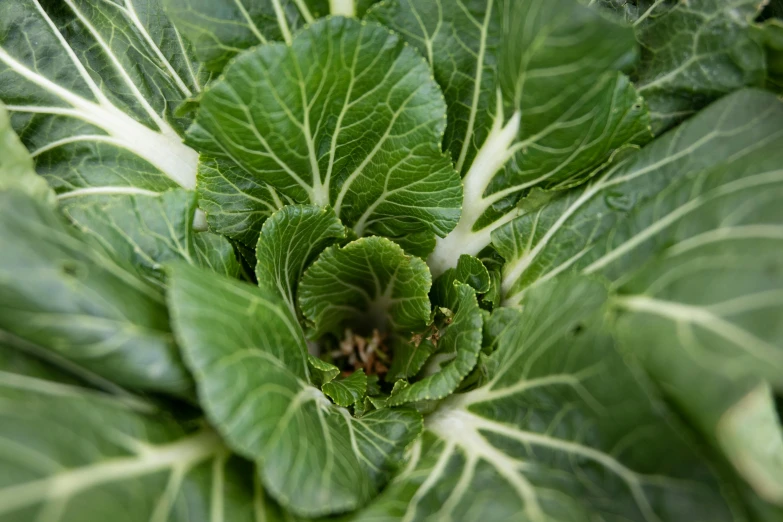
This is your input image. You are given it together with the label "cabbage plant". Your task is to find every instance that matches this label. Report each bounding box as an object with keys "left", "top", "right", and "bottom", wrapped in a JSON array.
[{"left": 1, "top": 0, "right": 782, "bottom": 521}]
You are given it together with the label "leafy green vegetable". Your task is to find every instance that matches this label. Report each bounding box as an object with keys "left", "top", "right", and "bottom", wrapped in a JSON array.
[
  {"left": 299, "top": 236, "right": 432, "bottom": 337},
  {"left": 0, "top": 103, "right": 53, "bottom": 203},
  {"left": 387, "top": 280, "right": 482, "bottom": 406},
  {"left": 308, "top": 353, "right": 341, "bottom": 386},
  {"left": 352, "top": 277, "right": 737, "bottom": 521},
  {"left": 496, "top": 89, "right": 783, "bottom": 303},
  {"left": 0, "top": 357, "right": 285, "bottom": 522},
  {"left": 1, "top": 0, "right": 782, "bottom": 520},
  {"left": 323, "top": 369, "right": 368, "bottom": 407},
  {"left": 495, "top": 87, "right": 783, "bottom": 504},
  {"left": 167, "top": 262, "right": 422, "bottom": 516},
  {"left": 64, "top": 189, "right": 240, "bottom": 285},
  {"left": 164, "top": 0, "right": 329, "bottom": 70},
  {"left": 0, "top": 0, "right": 204, "bottom": 195},
  {"left": 189, "top": 16, "right": 461, "bottom": 247},
  {"left": 599, "top": 0, "right": 768, "bottom": 133},
  {"left": 255, "top": 204, "right": 346, "bottom": 313},
  {"left": 372, "top": 0, "right": 651, "bottom": 275},
  {"left": 0, "top": 190, "right": 192, "bottom": 396}
]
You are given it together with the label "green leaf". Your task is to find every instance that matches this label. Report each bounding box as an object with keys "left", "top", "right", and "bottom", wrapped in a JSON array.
[
  {"left": 0, "top": 332, "right": 157, "bottom": 401},
  {"left": 323, "top": 369, "right": 368, "bottom": 407},
  {"left": 164, "top": 0, "right": 329, "bottom": 71},
  {"left": 351, "top": 276, "right": 737, "bottom": 521},
  {"left": 455, "top": 254, "right": 490, "bottom": 293},
  {"left": 189, "top": 16, "right": 461, "bottom": 246},
  {"left": 759, "top": 17, "right": 783, "bottom": 94},
  {"left": 370, "top": 0, "right": 651, "bottom": 274},
  {"left": 480, "top": 268, "right": 502, "bottom": 310},
  {"left": 299, "top": 237, "right": 432, "bottom": 338},
  {"left": 715, "top": 384, "right": 783, "bottom": 506},
  {"left": 496, "top": 88, "right": 783, "bottom": 505},
  {"left": 308, "top": 354, "right": 340, "bottom": 386},
  {"left": 0, "top": 103, "right": 53, "bottom": 203},
  {"left": 367, "top": 394, "right": 389, "bottom": 410},
  {"left": 355, "top": 0, "right": 381, "bottom": 17},
  {"left": 630, "top": 0, "right": 767, "bottom": 133},
  {"left": 0, "top": 369, "right": 289, "bottom": 522},
  {"left": 167, "top": 262, "right": 423, "bottom": 516},
  {"left": 602, "top": 169, "right": 783, "bottom": 501},
  {"left": 0, "top": 339, "right": 85, "bottom": 387},
  {"left": 387, "top": 281, "right": 482, "bottom": 406},
  {"left": 0, "top": 0, "right": 208, "bottom": 197},
  {"left": 740, "top": 478, "right": 783, "bottom": 522},
  {"left": 64, "top": 189, "right": 239, "bottom": 285},
  {"left": 0, "top": 190, "right": 191, "bottom": 396},
  {"left": 255, "top": 205, "right": 346, "bottom": 313},
  {"left": 386, "top": 337, "right": 436, "bottom": 382},
  {"left": 389, "top": 230, "right": 437, "bottom": 260},
  {"left": 497, "top": 89, "right": 783, "bottom": 304}
]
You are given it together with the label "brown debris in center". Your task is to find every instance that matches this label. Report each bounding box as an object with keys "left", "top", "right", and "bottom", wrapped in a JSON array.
[{"left": 330, "top": 328, "right": 390, "bottom": 378}]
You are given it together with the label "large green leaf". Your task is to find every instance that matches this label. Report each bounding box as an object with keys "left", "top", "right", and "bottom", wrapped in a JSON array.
[
  {"left": 164, "top": 0, "right": 329, "bottom": 71},
  {"left": 495, "top": 88, "right": 783, "bottom": 505},
  {"left": 0, "top": 190, "right": 192, "bottom": 396},
  {"left": 602, "top": 172, "right": 783, "bottom": 502},
  {"left": 351, "top": 277, "right": 737, "bottom": 521},
  {"left": 298, "top": 237, "right": 432, "bottom": 338},
  {"left": 497, "top": 89, "right": 783, "bottom": 304},
  {"left": 0, "top": 366, "right": 290, "bottom": 522},
  {"left": 255, "top": 205, "right": 346, "bottom": 314},
  {"left": 0, "top": 103, "right": 53, "bottom": 203},
  {"left": 188, "top": 16, "right": 462, "bottom": 247},
  {"left": 167, "top": 262, "right": 423, "bottom": 517},
  {"left": 64, "top": 189, "right": 240, "bottom": 286},
  {"left": 369, "top": 0, "right": 651, "bottom": 274},
  {"left": 601, "top": 0, "right": 767, "bottom": 133},
  {"left": 0, "top": 0, "right": 208, "bottom": 198}
]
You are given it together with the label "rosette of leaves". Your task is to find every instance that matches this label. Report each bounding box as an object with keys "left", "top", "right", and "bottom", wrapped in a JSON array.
[{"left": 1, "top": 1, "right": 783, "bottom": 521}]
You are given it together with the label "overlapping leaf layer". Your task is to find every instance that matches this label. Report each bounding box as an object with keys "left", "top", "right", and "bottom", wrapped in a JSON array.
[{"left": 1, "top": 1, "right": 782, "bottom": 521}]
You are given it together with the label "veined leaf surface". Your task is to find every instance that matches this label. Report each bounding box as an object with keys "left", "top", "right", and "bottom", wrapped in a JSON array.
[
  {"left": 600, "top": 0, "right": 767, "bottom": 133},
  {"left": 369, "top": 0, "right": 651, "bottom": 274},
  {"left": 351, "top": 277, "right": 736, "bottom": 521},
  {"left": 0, "top": 0, "right": 208, "bottom": 197},
  {"left": 0, "top": 190, "right": 192, "bottom": 396},
  {"left": 164, "top": 0, "right": 329, "bottom": 71},
  {"left": 189, "top": 17, "right": 462, "bottom": 246},
  {"left": 64, "top": 189, "right": 240, "bottom": 286},
  {"left": 255, "top": 205, "right": 346, "bottom": 314},
  {"left": 165, "top": 0, "right": 382, "bottom": 73},
  {"left": 495, "top": 88, "right": 783, "bottom": 505},
  {"left": 0, "top": 363, "right": 289, "bottom": 522},
  {"left": 323, "top": 369, "right": 368, "bottom": 407},
  {"left": 167, "top": 263, "right": 423, "bottom": 517},
  {"left": 497, "top": 89, "right": 783, "bottom": 303},
  {"left": 299, "top": 237, "right": 432, "bottom": 338},
  {"left": 387, "top": 280, "right": 482, "bottom": 406}
]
